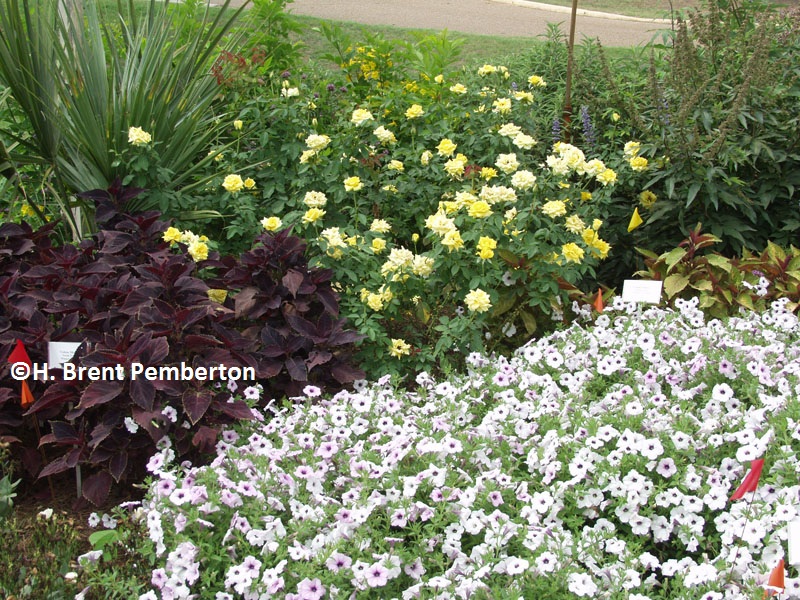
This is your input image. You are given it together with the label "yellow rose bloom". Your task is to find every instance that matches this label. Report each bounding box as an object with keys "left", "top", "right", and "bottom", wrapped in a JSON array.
[
  {"left": 344, "top": 176, "right": 363, "bottom": 192},
  {"left": 244, "top": 178, "right": 256, "bottom": 189},
  {"left": 411, "top": 255, "right": 434, "bottom": 277},
  {"left": 541, "top": 199, "right": 567, "bottom": 218},
  {"left": 593, "top": 219, "right": 603, "bottom": 230},
  {"left": 163, "top": 227, "right": 182, "bottom": 244},
  {"left": 300, "top": 149, "right": 317, "bottom": 163},
  {"left": 565, "top": 215, "right": 586, "bottom": 234},
  {"left": 351, "top": 108, "right": 374, "bottom": 125},
  {"left": 624, "top": 141, "right": 641, "bottom": 158},
  {"left": 514, "top": 91, "right": 534, "bottom": 103},
  {"left": 581, "top": 191, "right": 593, "bottom": 201},
  {"left": 639, "top": 190, "right": 657, "bottom": 208},
  {"left": 366, "top": 293, "right": 384, "bottom": 311},
  {"left": 596, "top": 169, "right": 618, "bottom": 186},
  {"left": 370, "top": 219, "right": 391, "bottom": 233},
  {"left": 562, "top": 242, "right": 584, "bottom": 264},
  {"left": 477, "top": 64, "right": 497, "bottom": 76},
  {"left": 437, "top": 138, "right": 457, "bottom": 157},
  {"left": 512, "top": 132, "right": 537, "bottom": 149},
  {"left": 303, "top": 191, "right": 328, "bottom": 208},
  {"left": 464, "top": 288, "right": 492, "bottom": 313},
  {"left": 302, "top": 208, "right": 326, "bottom": 224},
  {"left": 492, "top": 98, "right": 512, "bottom": 115},
  {"left": 449, "top": 83, "right": 467, "bottom": 94},
  {"left": 629, "top": 156, "right": 649, "bottom": 171},
  {"left": 425, "top": 211, "right": 455, "bottom": 235},
  {"left": 468, "top": 200, "right": 493, "bottom": 218},
  {"left": 480, "top": 167, "right": 498, "bottom": 181},
  {"left": 371, "top": 238, "right": 387, "bottom": 254},
  {"left": 187, "top": 240, "right": 209, "bottom": 261},
  {"left": 128, "top": 126, "right": 152, "bottom": 146},
  {"left": 476, "top": 236, "right": 497, "bottom": 260},
  {"left": 389, "top": 338, "right": 412, "bottom": 358},
  {"left": 444, "top": 156, "right": 466, "bottom": 178},
  {"left": 207, "top": 289, "right": 228, "bottom": 303},
  {"left": 233, "top": 119, "right": 243, "bottom": 131},
  {"left": 373, "top": 126, "right": 397, "bottom": 144},
  {"left": 222, "top": 174, "right": 245, "bottom": 193},
  {"left": 387, "top": 160, "right": 404, "bottom": 172},
  {"left": 495, "top": 153, "right": 519, "bottom": 174},
  {"left": 405, "top": 104, "right": 425, "bottom": 119},
  {"left": 305, "top": 134, "right": 331, "bottom": 151},
  {"left": 441, "top": 229, "right": 464, "bottom": 251},
  {"left": 591, "top": 238, "right": 611, "bottom": 259},
  {"left": 421, "top": 150, "right": 433, "bottom": 165},
  {"left": 527, "top": 74, "right": 547, "bottom": 87},
  {"left": 261, "top": 216, "right": 283, "bottom": 231}
]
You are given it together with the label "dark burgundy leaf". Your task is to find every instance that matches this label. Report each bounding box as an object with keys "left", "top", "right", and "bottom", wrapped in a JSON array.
[
  {"left": 130, "top": 378, "right": 155, "bottom": 411},
  {"left": 331, "top": 361, "right": 366, "bottom": 384},
  {"left": 182, "top": 389, "right": 213, "bottom": 425},
  {"left": 109, "top": 451, "right": 128, "bottom": 482},
  {"left": 82, "top": 470, "right": 113, "bottom": 506},
  {"left": 282, "top": 269, "right": 305, "bottom": 297},
  {"left": 306, "top": 350, "right": 332, "bottom": 371},
  {"left": 75, "top": 380, "right": 124, "bottom": 413},
  {"left": 285, "top": 357, "right": 307, "bottom": 382},
  {"left": 234, "top": 287, "right": 259, "bottom": 319},
  {"left": 191, "top": 426, "right": 217, "bottom": 453},
  {"left": 214, "top": 399, "right": 255, "bottom": 420}
]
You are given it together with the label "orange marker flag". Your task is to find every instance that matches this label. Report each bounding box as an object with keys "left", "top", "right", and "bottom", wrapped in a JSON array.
[
  {"left": 764, "top": 559, "right": 785, "bottom": 598},
  {"left": 20, "top": 380, "right": 34, "bottom": 409},
  {"left": 593, "top": 288, "right": 604, "bottom": 313},
  {"left": 730, "top": 458, "right": 765, "bottom": 501}
]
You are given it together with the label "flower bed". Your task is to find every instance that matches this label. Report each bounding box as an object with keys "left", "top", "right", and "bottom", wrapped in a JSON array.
[{"left": 89, "top": 297, "right": 800, "bottom": 599}]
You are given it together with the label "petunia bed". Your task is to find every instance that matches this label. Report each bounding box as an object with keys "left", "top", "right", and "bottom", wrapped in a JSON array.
[{"left": 101, "top": 297, "right": 800, "bottom": 599}]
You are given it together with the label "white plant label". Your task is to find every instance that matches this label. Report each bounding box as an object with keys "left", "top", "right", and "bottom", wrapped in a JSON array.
[
  {"left": 622, "top": 280, "right": 663, "bottom": 305},
  {"left": 789, "top": 518, "right": 800, "bottom": 566},
  {"left": 48, "top": 341, "right": 82, "bottom": 370}
]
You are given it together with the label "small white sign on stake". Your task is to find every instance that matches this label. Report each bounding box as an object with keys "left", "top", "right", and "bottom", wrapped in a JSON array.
[
  {"left": 48, "top": 341, "right": 82, "bottom": 370},
  {"left": 621, "top": 280, "right": 663, "bottom": 305},
  {"left": 789, "top": 518, "right": 800, "bottom": 566}
]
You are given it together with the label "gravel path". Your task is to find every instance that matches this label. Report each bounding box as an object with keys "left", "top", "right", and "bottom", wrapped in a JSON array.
[{"left": 271, "top": 0, "right": 675, "bottom": 47}]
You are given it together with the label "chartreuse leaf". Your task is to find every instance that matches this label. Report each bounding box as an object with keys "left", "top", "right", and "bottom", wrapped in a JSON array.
[
  {"left": 705, "top": 254, "right": 733, "bottom": 273},
  {"left": 663, "top": 247, "right": 687, "bottom": 274},
  {"left": 663, "top": 273, "right": 690, "bottom": 298}
]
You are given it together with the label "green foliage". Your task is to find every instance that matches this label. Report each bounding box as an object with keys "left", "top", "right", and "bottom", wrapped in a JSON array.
[
  {"left": 636, "top": 224, "right": 800, "bottom": 318},
  {"left": 0, "top": 0, "right": 263, "bottom": 236},
  {"left": 573, "top": 1, "right": 800, "bottom": 273}
]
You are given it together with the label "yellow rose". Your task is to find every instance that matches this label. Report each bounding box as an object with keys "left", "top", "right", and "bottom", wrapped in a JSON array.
[
  {"left": 163, "top": 227, "right": 182, "bottom": 244},
  {"left": 527, "top": 74, "right": 547, "bottom": 87},
  {"left": 449, "top": 83, "right": 467, "bottom": 94},
  {"left": 233, "top": 119, "right": 243, "bottom": 131},
  {"left": 302, "top": 208, "right": 326, "bottom": 224},
  {"left": 437, "top": 138, "right": 457, "bottom": 157},
  {"left": 366, "top": 293, "right": 384, "bottom": 311},
  {"left": 261, "top": 216, "right": 282, "bottom": 231},
  {"left": 639, "top": 190, "right": 657, "bottom": 208},
  {"left": 244, "top": 178, "right": 256, "bottom": 189},
  {"left": 370, "top": 219, "right": 391, "bottom": 233},
  {"left": 387, "top": 160, "right": 404, "bottom": 172},
  {"left": 441, "top": 229, "right": 464, "bottom": 251},
  {"left": 305, "top": 134, "right": 331, "bottom": 151},
  {"left": 541, "top": 200, "right": 567, "bottom": 218},
  {"left": 421, "top": 150, "right": 433, "bottom": 165},
  {"left": 405, "top": 104, "right": 425, "bottom": 119},
  {"left": 464, "top": 288, "right": 492, "bottom": 313},
  {"left": 351, "top": 108, "right": 374, "bottom": 125},
  {"left": 371, "top": 238, "right": 387, "bottom": 254},
  {"left": 389, "top": 338, "right": 411, "bottom": 358},
  {"left": 468, "top": 200, "right": 492, "bottom": 219},
  {"left": 562, "top": 242, "right": 584, "bottom": 264},
  {"left": 596, "top": 169, "right": 617, "bottom": 186},
  {"left": 222, "top": 174, "right": 245, "bottom": 193},
  {"left": 629, "top": 156, "right": 649, "bottom": 171},
  {"left": 344, "top": 176, "right": 363, "bottom": 192},
  {"left": 187, "top": 240, "right": 209, "bottom": 261},
  {"left": 565, "top": 215, "right": 586, "bottom": 234},
  {"left": 128, "top": 126, "right": 152, "bottom": 146},
  {"left": 303, "top": 191, "right": 328, "bottom": 208}
]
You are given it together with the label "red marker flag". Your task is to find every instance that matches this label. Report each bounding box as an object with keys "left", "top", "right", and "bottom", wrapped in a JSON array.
[
  {"left": 730, "top": 458, "right": 765, "bottom": 501},
  {"left": 764, "top": 558, "right": 785, "bottom": 598},
  {"left": 7, "top": 340, "right": 31, "bottom": 366},
  {"left": 593, "top": 288, "right": 604, "bottom": 313}
]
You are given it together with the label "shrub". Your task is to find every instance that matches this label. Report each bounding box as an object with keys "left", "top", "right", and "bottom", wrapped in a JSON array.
[{"left": 0, "top": 189, "right": 362, "bottom": 505}]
